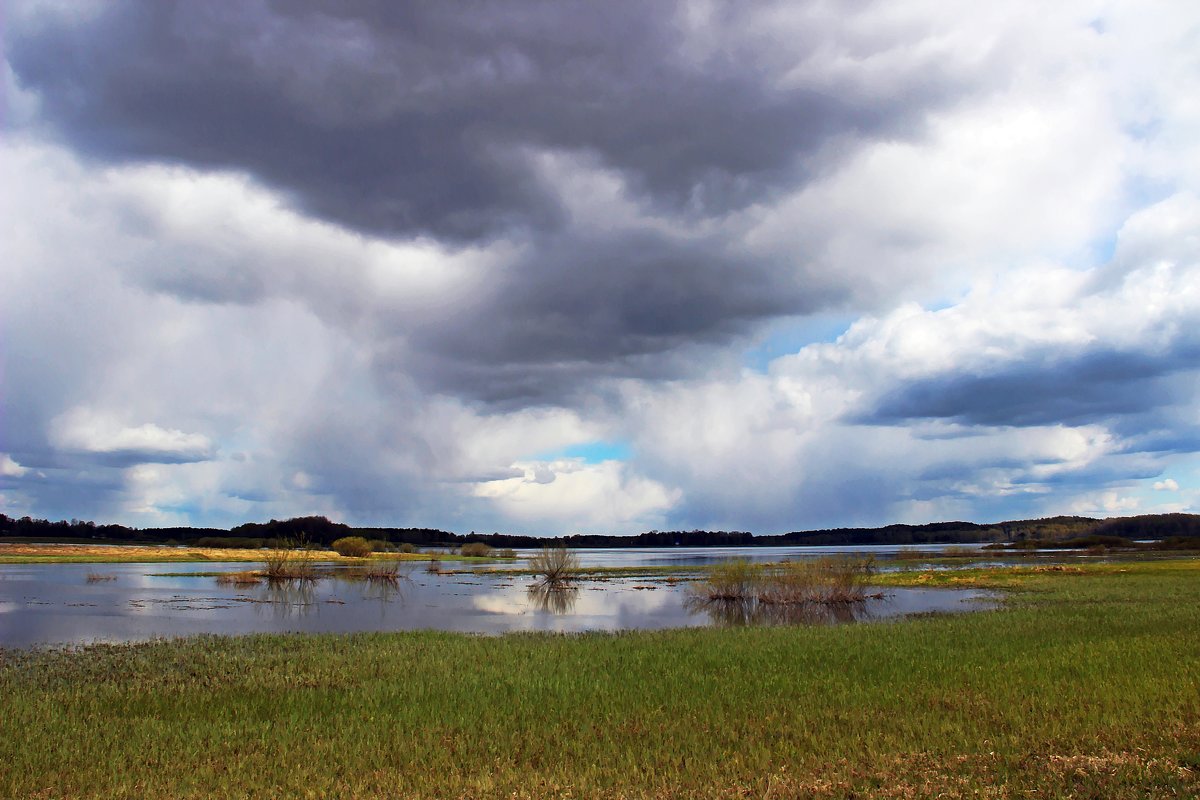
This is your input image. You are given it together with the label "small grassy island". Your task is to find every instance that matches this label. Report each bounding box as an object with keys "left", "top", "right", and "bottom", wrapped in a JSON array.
[{"left": 1, "top": 556, "right": 1198, "bottom": 798}]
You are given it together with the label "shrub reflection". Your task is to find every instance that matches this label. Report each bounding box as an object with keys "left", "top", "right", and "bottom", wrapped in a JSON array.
[
  {"left": 527, "top": 582, "right": 579, "bottom": 614},
  {"left": 684, "top": 594, "right": 875, "bottom": 627}
]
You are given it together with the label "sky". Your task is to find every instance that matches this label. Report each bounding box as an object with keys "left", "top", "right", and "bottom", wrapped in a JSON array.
[{"left": 2, "top": 1, "right": 1199, "bottom": 535}]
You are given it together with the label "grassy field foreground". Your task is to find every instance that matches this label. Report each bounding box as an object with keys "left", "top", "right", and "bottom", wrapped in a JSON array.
[{"left": 1, "top": 561, "right": 1198, "bottom": 798}]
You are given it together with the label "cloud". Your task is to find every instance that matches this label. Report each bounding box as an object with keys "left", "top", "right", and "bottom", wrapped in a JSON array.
[
  {"left": 50, "top": 408, "right": 215, "bottom": 464},
  {"left": 2, "top": 2, "right": 1200, "bottom": 532},
  {"left": 1154, "top": 478, "right": 1180, "bottom": 492},
  {"left": 5, "top": 1, "right": 968, "bottom": 241},
  {"left": 614, "top": 194, "right": 1200, "bottom": 529},
  {"left": 0, "top": 455, "right": 29, "bottom": 478},
  {"left": 473, "top": 459, "right": 679, "bottom": 533},
  {"left": 0, "top": 0, "right": 1025, "bottom": 406}
]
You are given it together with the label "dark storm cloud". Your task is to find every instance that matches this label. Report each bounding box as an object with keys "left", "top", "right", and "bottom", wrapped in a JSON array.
[
  {"left": 399, "top": 230, "right": 838, "bottom": 403},
  {"left": 4, "top": 468, "right": 127, "bottom": 521},
  {"left": 866, "top": 346, "right": 1200, "bottom": 428},
  {"left": 7, "top": 1, "right": 955, "bottom": 241},
  {"left": 6, "top": 0, "right": 970, "bottom": 406}
]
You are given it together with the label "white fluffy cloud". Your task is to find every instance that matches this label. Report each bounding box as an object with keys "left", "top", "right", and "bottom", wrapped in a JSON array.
[
  {"left": 0, "top": 455, "right": 29, "bottom": 478},
  {"left": 618, "top": 194, "right": 1200, "bottom": 529},
  {"left": 473, "top": 459, "right": 679, "bottom": 532},
  {"left": 50, "top": 408, "right": 214, "bottom": 463}
]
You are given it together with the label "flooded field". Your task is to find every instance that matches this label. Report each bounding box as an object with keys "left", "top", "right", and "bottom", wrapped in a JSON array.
[{"left": 0, "top": 557, "right": 993, "bottom": 647}]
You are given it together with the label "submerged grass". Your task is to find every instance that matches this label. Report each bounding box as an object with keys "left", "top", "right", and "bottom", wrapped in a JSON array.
[
  {"left": 340, "top": 561, "right": 407, "bottom": 584},
  {"left": 1, "top": 559, "right": 1198, "bottom": 798},
  {"left": 213, "top": 570, "right": 264, "bottom": 586}
]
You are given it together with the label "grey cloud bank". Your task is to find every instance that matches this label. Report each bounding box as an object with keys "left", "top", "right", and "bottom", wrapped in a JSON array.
[
  {"left": 9, "top": 1, "right": 957, "bottom": 239},
  {"left": 2, "top": 1, "right": 1199, "bottom": 533}
]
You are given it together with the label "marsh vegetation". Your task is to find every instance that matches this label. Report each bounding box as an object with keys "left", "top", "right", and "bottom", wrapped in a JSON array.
[
  {"left": 213, "top": 569, "right": 264, "bottom": 586},
  {"left": 262, "top": 544, "right": 320, "bottom": 582},
  {"left": 692, "top": 556, "right": 878, "bottom": 604},
  {"left": 341, "top": 561, "right": 407, "bottom": 585}
]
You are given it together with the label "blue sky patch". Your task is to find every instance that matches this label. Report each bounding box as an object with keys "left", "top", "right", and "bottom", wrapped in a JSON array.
[
  {"left": 742, "top": 313, "right": 855, "bottom": 372},
  {"left": 536, "top": 440, "right": 633, "bottom": 464}
]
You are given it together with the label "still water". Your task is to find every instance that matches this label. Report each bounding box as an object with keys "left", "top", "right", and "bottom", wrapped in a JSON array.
[
  {"left": 514, "top": 543, "right": 991, "bottom": 568},
  {"left": 0, "top": 554, "right": 993, "bottom": 648}
]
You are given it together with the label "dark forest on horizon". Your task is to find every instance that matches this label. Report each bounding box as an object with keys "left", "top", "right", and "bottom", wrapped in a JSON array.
[{"left": 3, "top": 511, "right": 1200, "bottom": 550}]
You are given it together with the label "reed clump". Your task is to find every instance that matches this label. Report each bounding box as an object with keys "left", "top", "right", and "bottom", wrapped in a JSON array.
[
  {"left": 695, "top": 559, "right": 764, "bottom": 600},
  {"left": 694, "top": 557, "right": 877, "bottom": 605},
  {"left": 894, "top": 547, "right": 927, "bottom": 561},
  {"left": 84, "top": 571, "right": 117, "bottom": 583},
  {"left": 459, "top": 542, "right": 494, "bottom": 558},
  {"left": 344, "top": 562, "right": 405, "bottom": 584},
  {"left": 263, "top": 543, "right": 319, "bottom": 582}
]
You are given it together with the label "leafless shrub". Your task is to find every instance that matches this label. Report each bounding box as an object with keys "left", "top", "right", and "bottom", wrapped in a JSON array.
[{"left": 528, "top": 547, "right": 580, "bottom": 584}]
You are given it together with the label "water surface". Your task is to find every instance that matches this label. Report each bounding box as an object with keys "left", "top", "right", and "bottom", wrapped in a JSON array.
[
  {"left": 0, "top": 560, "right": 992, "bottom": 648},
  {"left": 508, "top": 543, "right": 991, "bottom": 568}
]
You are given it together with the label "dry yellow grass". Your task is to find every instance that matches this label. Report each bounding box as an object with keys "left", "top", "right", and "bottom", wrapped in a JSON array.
[
  {"left": 0, "top": 543, "right": 271, "bottom": 560},
  {"left": 0, "top": 543, "right": 425, "bottom": 564}
]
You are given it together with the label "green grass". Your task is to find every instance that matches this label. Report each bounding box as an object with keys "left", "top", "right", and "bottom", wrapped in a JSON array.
[{"left": 1, "top": 559, "right": 1198, "bottom": 798}]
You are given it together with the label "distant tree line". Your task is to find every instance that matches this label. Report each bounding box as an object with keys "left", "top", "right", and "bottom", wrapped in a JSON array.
[{"left": 3, "top": 512, "right": 1199, "bottom": 549}]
